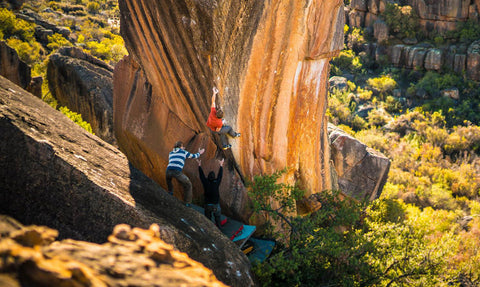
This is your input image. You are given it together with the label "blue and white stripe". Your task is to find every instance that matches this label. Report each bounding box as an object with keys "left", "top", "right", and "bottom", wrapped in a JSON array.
[{"left": 167, "top": 148, "right": 200, "bottom": 171}]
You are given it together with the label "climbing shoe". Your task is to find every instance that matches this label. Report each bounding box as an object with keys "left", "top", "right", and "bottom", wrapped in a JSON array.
[
  {"left": 223, "top": 144, "right": 231, "bottom": 150},
  {"left": 235, "top": 133, "right": 241, "bottom": 137}
]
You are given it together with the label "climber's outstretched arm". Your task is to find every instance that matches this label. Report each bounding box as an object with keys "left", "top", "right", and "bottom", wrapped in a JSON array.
[{"left": 211, "top": 87, "right": 218, "bottom": 108}]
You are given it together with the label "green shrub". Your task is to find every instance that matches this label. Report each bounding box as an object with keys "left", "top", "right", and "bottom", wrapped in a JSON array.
[
  {"left": 6, "top": 38, "right": 41, "bottom": 65},
  {"left": 86, "top": 1, "right": 100, "bottom": 13},
  {"left": 47, "top": 33, "right": 72, "bottom": 50},
  {"left": 381, "top": 3, "right": 419, "bottom": 39},
  {"left": 446, "top": 19, "right": 480, "bottom": 43},
  {"left": 331, "top": 49, "right": 364, "bottom": 74},
  {"left": 0, "top": 8, "right": 35, "bottom": 42},
  {"left": 58, "top": 106, "right": 94, "bottom": 134},
  {"left": 366, "top": 75, "right": 397, "bottom": 100}
]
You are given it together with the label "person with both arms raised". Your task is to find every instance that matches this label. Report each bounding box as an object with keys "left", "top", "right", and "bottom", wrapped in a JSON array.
[
  {"left": 166, "top": 141, "right": 205, "bottom": 206},
  {"left": 198, "top": 158, "right": 224, "bottom": 227}
]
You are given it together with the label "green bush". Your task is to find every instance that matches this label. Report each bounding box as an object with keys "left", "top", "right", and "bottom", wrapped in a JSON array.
[
  {"left": 6, "top": 38, "right": 41, "bottom": 65},
  {"left": 47, "top": 33, "right": 72, "bottom": 50},
  {"left": 86, "top": 1, "right": 100, "bottom": 13},
  {"left": 381, "top": 3, "right": 419, "bottom": 39},
  {"left": 331, "top": 49, "right": 364, "bottom": 75},
  {"left": 446, "top": 19, "right": 480, "bottom": 43},
  {"left": 0, "top": 8, "right": 36, "bottom": 42},
  {"left": 58, "top": 106, "right": 94, "bottom": 134},
  {"left": 366, "top": 74, "right": 397, "bottom": 100}
]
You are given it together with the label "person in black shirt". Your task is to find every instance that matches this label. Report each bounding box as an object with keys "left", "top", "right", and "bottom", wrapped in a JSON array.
[{"left": 198, "top": 158, "right": 224, "bottom": 227}]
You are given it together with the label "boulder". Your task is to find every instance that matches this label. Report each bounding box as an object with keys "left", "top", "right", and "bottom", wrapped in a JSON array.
[
  {"left": 441, "top": 88, "right": 460, "bottom": 100},
  {"left": 0, "top": 216, "right": 227, "bottom": 287},
  {"left": 350, "top": 0, "right": 367, "bottom": 11},
  {"left": 390, "top": 44, "right": 405, "bottom": 67},
  {"left": 0, "top": 41, "right": 31, "bottom": 89},
  {"left": 467, "top": 40, "right": 480, "bottom": 81},
  {"left": 404, "top": 46, "right": 427, "bottom": 69},
  {"left": 373, "top": 19, "right": 388, "bottom": 43},
  {"left": 115, "top": 0, "right": 345, "bottom": 218},
  {"left": 328, "top": 124, "right": 390, "bottom": 201},
  {"left": 0, "top": 76, "right": 254, "bottom": 287},
  {"left": 47, "top": 47, "right": 117, "bottom": 145},
  {"left": 424, "top": 48, "right": 443, "bottom": 71},
  {"left": 329, "top": 76, "right": 349, "bottom": 93},
  {"left": 453, "top": 53, "right": 467, "bottom": 74}
]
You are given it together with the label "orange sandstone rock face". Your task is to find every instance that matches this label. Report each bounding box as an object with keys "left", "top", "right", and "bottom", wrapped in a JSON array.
[{"left": 115, "top": 0, "right": 344, "bottom": 216}]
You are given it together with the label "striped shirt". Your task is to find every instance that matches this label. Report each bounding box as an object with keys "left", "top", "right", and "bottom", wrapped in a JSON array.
[{"left": 167, "top": 148, "right": 200, "bottom": 171}]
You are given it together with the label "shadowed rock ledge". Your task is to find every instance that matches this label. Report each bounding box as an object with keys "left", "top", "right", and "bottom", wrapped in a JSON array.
[{"left": 0, "top": 76, "right": 254, "bottom": 287}]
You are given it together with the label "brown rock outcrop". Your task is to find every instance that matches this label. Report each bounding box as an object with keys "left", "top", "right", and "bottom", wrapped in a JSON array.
[
  {"left": 348, "top": 0, "right": 475, "bottom": 36},
  {"left": 0, "top": 41, "right": 31, "bottom": 90},
  {"left": 467, "top": 40, "right": 480, "bottom": 81},
  {"left": 346, "top": 1, "right": 480, "bottom": 80},
  {"left": 0, "top": 76, "right": 254, "bottom": 287},
  {"left": 0, "top": 216, "right": 227, "bottom": 287},
  {"left": 115, "top": 0, "right": 345, "bottom": 218},
  {"left": 47, "top": 47, "right": 117, "bottom": 145},
  {"left": 328, "top": 124, "right": 390, "bottom": 201}
]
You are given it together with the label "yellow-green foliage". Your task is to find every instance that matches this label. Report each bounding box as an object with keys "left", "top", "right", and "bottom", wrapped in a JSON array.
[
  {"left": 0, "top": 8, "right": 42, "bottom": 65},
  {"left": 47, "top": 33, "right": 73, "bottom": 50},
  {"left": 58, "top": 106, "right": 94, "bottom": 134},
  {"left": 366, "top": 74, "right": 397, "bottom": 99},
  {"left": 86, "top": 1, "right": 100, "bottom": 13},
  {"left": 381, "top": 3, "right": 419, "bottom": 39},
  {"left": 6, "top": 38, "right": 41, "bottom": 65},
  {"left": 77, "top": 21, "right": 127, "bottom": 64},
  {"left": 330, "top": 49, "right": 363, "bottom": 75},
  {"left": 0, "top": 8, "right": 35, "bottom": 42}
]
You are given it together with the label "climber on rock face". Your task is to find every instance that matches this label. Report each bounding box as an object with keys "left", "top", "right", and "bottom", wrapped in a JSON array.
[
  {"left": 166, "top": 141, "right": 205, "bottom": 206},
  {"left": 206, "top": 87, "right": 240, "bottom": 150}
]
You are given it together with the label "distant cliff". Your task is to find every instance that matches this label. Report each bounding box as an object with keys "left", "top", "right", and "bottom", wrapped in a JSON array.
[
  {"left": 114, "top": 0, "right": 345, "bottom": 219},
  {"left": 347, "top": 0, "right": 480, "bottom": 81}
]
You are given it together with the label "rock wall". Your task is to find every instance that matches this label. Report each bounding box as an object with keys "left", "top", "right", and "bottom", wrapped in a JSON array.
[
  {"left": 114, "top": 0, "right": 345, "bottom": 218},
  {"left": 0, "top": 216, "right": 227, "bottom": 287},
  {"left": 349, "top": 0, "right": 478, "bottom": 36},
  {"left": 0, "top": 76, "right": 254, "bottom": 287},
  {"left": 47, "top": 47, "right": 117, "bottom": 145},
  {"left": 348, "top": 1, "right": 480, "bottom": 81},
  {"left": 362, "top": 40, "right": 480, "bottom": 81}
]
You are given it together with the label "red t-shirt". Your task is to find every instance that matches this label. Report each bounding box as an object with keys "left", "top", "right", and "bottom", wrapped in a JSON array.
[{"left": 206, "top": 107, "right": 223, "bottom": 131}]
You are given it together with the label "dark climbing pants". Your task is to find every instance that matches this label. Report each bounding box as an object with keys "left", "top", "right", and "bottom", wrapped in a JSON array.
[
  {"left": 205, "top": 203, "right": 222, "bottom": 227},
  {"left": 166, "top": 169, "right": 192, "bottom": 204},
  {"left": 218, "top": 125, "right": 237, "bottom": 147}
]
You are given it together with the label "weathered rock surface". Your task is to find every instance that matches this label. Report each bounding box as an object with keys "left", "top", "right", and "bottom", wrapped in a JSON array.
[
  {"left": 368, "top": 43, "right": 479, "bottom": 81},
  {"left": 47, "top": 47, "right": 117, "bottom": 145},
  {"left": 115, "top": 0, "right": 345, "bottom": 218},
  {"left": 0, "top": 41, "right": 31, "bottom": 90},
  {"left": 346, "top": 1, "right": 480, "bottom": 81},
  {"left": 0, "top": 76, "right": 254, "bottom": 287},
  {"left": 348, "top": 0, "right": 476, "bottom": 36},
  {"left": 467, "top": 40, "right": 480, "bottom": 81},
  {"left": 0, "top": 215, "right": 227, "bottom": 287},
  {"left": 328, "top": 124, "right": 390, "bottom": 202}
]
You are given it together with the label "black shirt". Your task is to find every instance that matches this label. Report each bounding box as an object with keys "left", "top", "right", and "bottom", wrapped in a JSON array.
[{"left": 199, "top": 166, "right": 223, "bottom": 204}]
